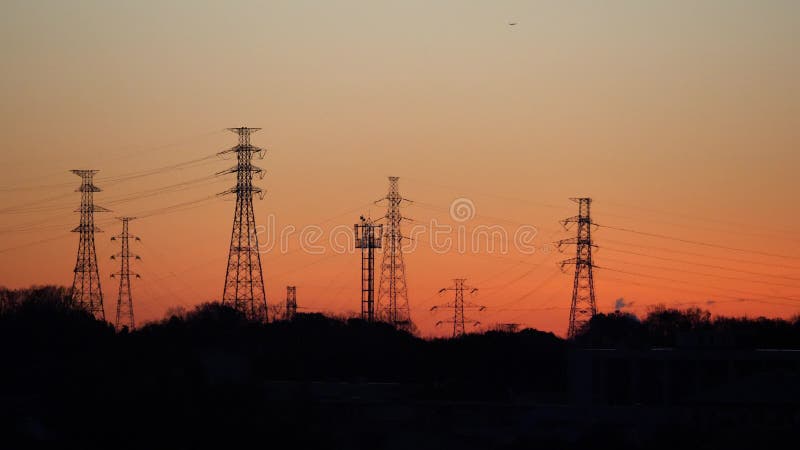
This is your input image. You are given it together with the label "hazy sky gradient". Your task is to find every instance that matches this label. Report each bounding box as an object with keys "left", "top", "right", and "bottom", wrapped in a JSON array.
[{"left": 1, "top": 1, "right": 798, "bottom": 336}]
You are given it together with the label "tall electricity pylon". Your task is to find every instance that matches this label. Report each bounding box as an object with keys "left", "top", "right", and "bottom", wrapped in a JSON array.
[
  {"left": 285, "top": 285, "right": 297, "bottom": 321},
  {"left": 218, "top": 127, "right": 268, "bottom": 322},
  {"left": 70, "top": 170, "right": 109, "bottom": 320},
  {"left": 432, "top": 278, "right": 485, "bottom": 338},
  {"left": 376, "top": 176, "right": 412, "bottom": 329},
  {"left": 355, "top": 216, "right": 382, "bottom": 322},
  {"left": 558, "top": 197, "right": 598, "bottom": 339},
  {"left": 110, "top": 217, "right": 140, "bottom": 331}
]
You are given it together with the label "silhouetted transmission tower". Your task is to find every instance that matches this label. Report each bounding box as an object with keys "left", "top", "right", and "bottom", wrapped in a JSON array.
[
  {"left": 285, "top": 285, "right": 297, "bottom": 321},
  {"left": 432, "top": 278, "right": 484, "bottom": 338},
  {"left": 354, "top": 216, "right": 382, "bottom": 322},
  {"left": 218, "top": 127, "right": 268, "bottom": 321},
  {"left": 376, "top": 176, "right": 412, "bottom": 329},
  {"left": 558, "top": 197, "right": 598, "bottom": 339},
  {"left": 70, "top": 170, "right": 109, "bottom": 320},
  {"left": 110, "top": 217, "right": 140, "bottom": 330}
]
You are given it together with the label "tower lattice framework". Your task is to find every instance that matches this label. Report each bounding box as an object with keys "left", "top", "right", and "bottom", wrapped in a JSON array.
[
  {"left": 70, "top": 170, "right": 109, "bottom": 320},
  {"left": 376, "top": 176, "right": 412, "bottom": 329},
  {"left": 355, "top": 216, "right": 382, "bottom": 322},
  {"left": 285, "top": 285, "right": 297, "bottom": 320},
  {"left": 219, "top": 127, "right": 268, "bottom": 321},
  {"left": 111, "top": 217, "right": 140, "bottom": 330},
  {"left": 432, "top": 278, "right": 484, "bottom": 338},
  {"left": 558, "top": 197, "right": 598, "bottom": 339}
]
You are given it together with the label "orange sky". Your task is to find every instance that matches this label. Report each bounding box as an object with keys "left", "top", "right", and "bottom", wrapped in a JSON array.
[{"left": 1, "top": 1, "right": 799, "bottom": 337}]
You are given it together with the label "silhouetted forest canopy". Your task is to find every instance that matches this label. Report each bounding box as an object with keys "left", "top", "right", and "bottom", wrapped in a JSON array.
[{"left": 1, "top": 285, "right": 799, "bottom": 449}]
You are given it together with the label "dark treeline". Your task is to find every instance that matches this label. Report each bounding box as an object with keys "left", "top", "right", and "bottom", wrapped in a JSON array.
[
  {"left": 576, "top": 307, "right": 800, "bottom": 349},
  {"left": 1, "top": 285, "right": 799, "bottom": 449}
]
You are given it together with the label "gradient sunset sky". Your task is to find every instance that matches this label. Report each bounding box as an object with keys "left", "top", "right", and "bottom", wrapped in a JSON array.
[{"left": 1, "top": 0, "right": 798, "bottom": 336}]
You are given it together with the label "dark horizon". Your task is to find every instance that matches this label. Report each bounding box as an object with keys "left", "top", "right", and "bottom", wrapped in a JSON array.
[{"left": 1, "top": 285, "right": 799, "bottom": 448}]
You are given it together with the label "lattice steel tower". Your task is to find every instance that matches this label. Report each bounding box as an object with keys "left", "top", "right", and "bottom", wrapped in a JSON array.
[
  {"left": 355, "top": 216, "right": 382, "bottom": 322},
  {"left": 285, "top": 285, "right": 297, "bottom": 321},
  {"left": 376, "top": 177, "right": 412, "bottom": 329},
  {"left": 432, "top": 278, "right": 484, "bottom": 338},
  {"left": 70, "top": 170, "right": 109, "bottom": 320},
  {"left": 558, "top": 197, "right": 598, "bottom": 339},
  {"left": 110, "top": 217, "right": 140, "bottom": 330},
  {"left": 218, "top": 127, "right": 268, "bottom": 321}
]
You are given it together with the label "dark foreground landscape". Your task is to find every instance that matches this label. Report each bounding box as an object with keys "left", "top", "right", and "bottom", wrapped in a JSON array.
[{"left": 1, "top": 286, "right": 799, "bottom": 449}]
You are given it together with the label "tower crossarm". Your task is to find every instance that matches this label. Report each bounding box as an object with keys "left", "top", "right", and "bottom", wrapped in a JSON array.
[
  {"left": 74, "top": 205, "right": 111, "bottom": 213},
  {"left": 215, "top": 164, "right": 264, "bottom": 176},
  {"left": 216, "top": 185, "right": 264, "bottom": 196}
]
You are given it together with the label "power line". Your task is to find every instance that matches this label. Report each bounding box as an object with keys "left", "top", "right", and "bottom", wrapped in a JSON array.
[
  {"left": 0, "top": 194, "right": 216, "bottom": 254},
  {"left": 133, "top": 195, "right": 217, "bottom": 219},
  {"left": 102, "top": 174, "right": 221, "bottom": 205},
  {"left": 598, "top": 223, "right": 800, "bottom": 261},
  {"left": 600, "top": 246, "right": 800, "bottom": 282},
  {"left": 602, "top": 237, "right": 800, "bottom": 271},
  {"left": 598, "top": 266, "right": 800, "bottom": 304},
  {"left": 133, "top": 264, "right": 196, "bottom": 312},
  {"left": 484, "top": 265, "right": 564, "bottom": 311},
  {"left": 0, "top": 154, "right": 218, "bottom": 214},
  {"left": 600, "top": 273, "right": 800, "bottom": 309},
  {"left": 413, "top": 200, "right": 557, "bottom": 233},
  {"left": 503, "top": 291, "right": 564, "bottom": 326},
  {"left": 0, "top": 129, "right": 225, "bottom": 191},
  {"left": 476, "top": 266, "right": 564, "bottom": 326},
  {"left": 602, "top": 200, "right": 797, "bottom": 237},
  {"left": 595, "top": 208, "right": 800, "bottom": 243},
  {"left": 134, "top": 241, "right": 211, "bottom": 304},
  {"left": 99, "top": 155, "right": 217, "bottom": 186},
  {"left": 0, "top": 176, "right": 225, "bottom": 234},
  {"left": 403, "top": 177, "right": 566, "bottom": 212},
  {"left": 0, "top": 191, "right": 76, "bottom": 214},
  {"left": 601, "top": 256, "right": 800, "bottom": 290}
]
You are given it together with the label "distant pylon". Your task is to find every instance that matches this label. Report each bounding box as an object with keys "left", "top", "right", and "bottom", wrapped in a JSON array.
[
  {"left": 218, "top": 127, "right": 268, "bottom": 322},
  {"left": 432, "top": 278, "right": 484, "bottom": 338},
  {"left": 376, "top": 176, "right": 412, "bottom": 329},
  {"left": 110, "top": 217, "right": 140, "bottom": 331},
  {"left": 354, "top": 216, "right": 382, "bottom": 322},
  {"left": 558, "top": 197, "right": 598, "bottom": 339},
  {"left": 285, "top": 286, "right": 297, "bottom": 320},
  {"left": 70, "top": 170, "right": 109, "bottom": 320}
]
